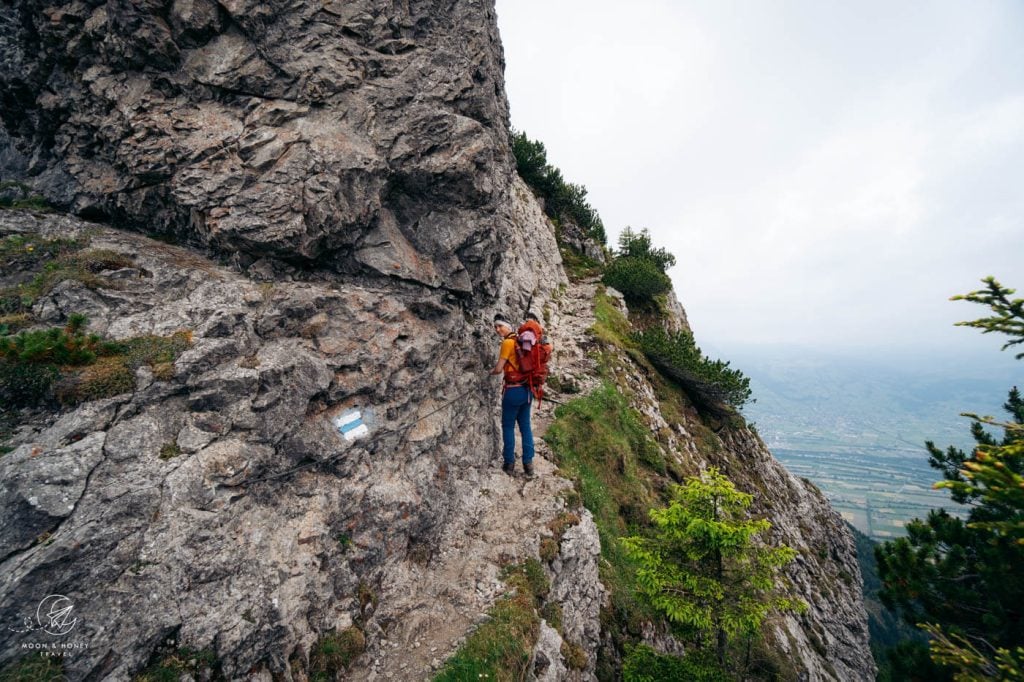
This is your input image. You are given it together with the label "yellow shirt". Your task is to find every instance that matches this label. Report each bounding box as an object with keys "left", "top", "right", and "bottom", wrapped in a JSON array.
[{"left": 500, "top": 336, "right": 520, "bottom": 379}]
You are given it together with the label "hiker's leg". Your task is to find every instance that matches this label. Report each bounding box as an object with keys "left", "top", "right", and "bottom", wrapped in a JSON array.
[
  {"left": 501, "top": 390, "right": 517, "bottom": 466},
  {"left": 518, "top": 391, "right": 535, "bottom": 465}
]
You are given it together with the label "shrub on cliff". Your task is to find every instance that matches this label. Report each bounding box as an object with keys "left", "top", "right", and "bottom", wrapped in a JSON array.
[
  {"left": 601, "top": 227, "right": 678, "bottom": 308},
  {"left": 602, "top": 256, "right": 673, "bottom": 302},
  {"left": 511, "top": 129, "right": 607, "bottom": 244},
  {"left": 623, "top": 644, "right": 728, "bottom": 682},
  {"left": 637, "top": 327, "right": 752, "bottom": 411},
  {"left": 0, "top": 315, "right": 191, "bottom": 408}
]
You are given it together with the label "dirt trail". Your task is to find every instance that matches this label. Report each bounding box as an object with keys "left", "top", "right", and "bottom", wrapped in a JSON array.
[{"left": 356, "top": 278, "right": 601, "bottom": 681}]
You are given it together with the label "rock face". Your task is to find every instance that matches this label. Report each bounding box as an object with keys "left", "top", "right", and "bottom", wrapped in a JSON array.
[
  {"left": 0, "top": 0, "right": 515, "bottom": 296},
  {"left": 0, "top": 205, "right": 566, "bottom": 680},
  {"left": 0, "top": 1, "right": 874, "bottom": 680}
]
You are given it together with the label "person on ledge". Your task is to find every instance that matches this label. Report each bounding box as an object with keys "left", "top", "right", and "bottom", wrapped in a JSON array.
[{"left": 489, "top": 314, "right": 535, "bottom": 477}]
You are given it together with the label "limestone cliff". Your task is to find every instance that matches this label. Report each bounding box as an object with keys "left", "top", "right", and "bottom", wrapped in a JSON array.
[{"left": 0, "top": 1, "right": 873, "bottom": 680}]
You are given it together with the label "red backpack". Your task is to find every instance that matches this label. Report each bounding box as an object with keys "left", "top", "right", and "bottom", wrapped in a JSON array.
[{"left": 506, "top": 319, "right": 553, "bottom": 403}]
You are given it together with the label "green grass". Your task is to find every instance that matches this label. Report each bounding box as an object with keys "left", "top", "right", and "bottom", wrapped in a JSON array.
[
  {"left": 2, "top": 198, "right": 51, "bottom": 211},
  {"left": 0, "top": 233, "right": 84, "bottom": 266},
  {"left": 547, "top": 286, "right": 745, "bottom": 678},
  {"left": 0, "top": 313, "right": 33, "bottom": 334},
  {"left": 159, "top": 442, "right": 182, "bottom": 460},
  {"left": 309, "top": 627, "right": 366, "bottom": 681},
  {"left": 590, "top": 287, "right": 636, "bottom": 349},
  {"left": 0, "top": 181, "right": 51, "bottom": 212},
  {"left": 0, "top": 239, "right": 133, "bottom": 317},
  {"left": 542, "top": 382, "right": 669, "bottom": 678},
  {"left": 0, "top": 655, "right": 64, "bottom": 682},
  {"left": 560, "top": 245, "right": 605, "bottom": 282},
  {"left": 434, "top": 560, "right": 548, "bottom": 682},
  {"left": 133, "top": 647, "right": 217, "bottom": 682},
  {"left": 0, "top": 234, "right": 88, "bottom": 316},
  {"left": 622, "top": 644, "right": 731, "bottom": 682}
]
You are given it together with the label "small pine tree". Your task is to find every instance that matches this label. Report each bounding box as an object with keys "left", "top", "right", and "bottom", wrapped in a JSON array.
[
  {"left": 622, "top": 468, "right": 805, "bottom": 668},
  {"left": 616, "top": 227, "right": 676, "bottom": 272}
]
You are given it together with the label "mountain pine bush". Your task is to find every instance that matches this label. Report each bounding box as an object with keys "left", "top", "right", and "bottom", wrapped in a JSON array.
[{"left": 637, "top": 327, "right": 752, "bottom": 411}]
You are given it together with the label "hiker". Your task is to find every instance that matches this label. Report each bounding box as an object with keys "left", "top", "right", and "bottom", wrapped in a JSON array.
[{"left": 490, "top": 314, "right": 536, "bottom": 477}]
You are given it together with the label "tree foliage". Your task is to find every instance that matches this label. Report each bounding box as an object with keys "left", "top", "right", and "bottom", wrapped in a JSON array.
[
  {"left": 951, "top": 277, "right": 1024, "bottom": 358},
  {"left": 616, "top": 227, "right": 676, "bottom": 272},
  {"left": 601, "top": 227, "right": 679, "bottom": 306},
  {"left": 510, "top": 130, "right": 606, "bottom": 244},
  {"left": 602, "top": 257, "right": 673, "bottom": 303},
  {"left": 621, "top": 468, "right": 805, "bottom": 667},
  {"left": 637, "top": 327, "right": 753, "bottom": 411},
  {"left": 922, "top": 624, "right": 1024, "bottom": 681},
  {"left": 875, "top": 277, "right": 1024, "bottom": 679}
]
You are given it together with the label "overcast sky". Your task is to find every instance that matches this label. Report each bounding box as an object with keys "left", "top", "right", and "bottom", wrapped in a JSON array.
[{"left": 495, "top": 0, "right": 1024, "bottom": 368}]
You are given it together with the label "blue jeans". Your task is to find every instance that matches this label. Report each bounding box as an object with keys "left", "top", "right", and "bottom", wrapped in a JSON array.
[{"left": 501, "top": 385, "right": 534, "bottom": 466}]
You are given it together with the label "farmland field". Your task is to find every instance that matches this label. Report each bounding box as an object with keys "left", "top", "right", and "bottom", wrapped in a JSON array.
[{"left": 730, "top": 347, "right": 1020, "bottom": 540}]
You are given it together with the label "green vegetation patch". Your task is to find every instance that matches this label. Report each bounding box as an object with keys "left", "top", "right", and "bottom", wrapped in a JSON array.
[
  {"left": 602, "top": 257, "right": 672, "bottom": 304},
  {"left": 0, "top": 182, "right": 52, "bottom": 212},
  {"left": 0, "top": 313, "right": 33, "bottom": 334},
  {"left": 543, "top": 382, "right": 667, "bottom": 677},
  {"left": 601, "top": 228, "right": 676, "bottom": 311},
  {"left": 511, "top": 130, "right": 606, "bottom": 244},
  {"left": 0, "top": 233, "right": 90, "bottom": 316},
  {"left": 0, "top": 233, "right": 84, "bottom": 269},
  {"left": 590, "top": 288, "right": 635, "bottom": 349},
  {"left": 559, "top": 244, "right": 605, "bottom": 282},
  {"left": 134, "top": 646, "right": 218, "bottom": 682},
  {"left": 22, "top": 248, "right": 136, "bottom": 303},
  {"left": 0, "top": 315, "right": 191, "bottom": 409},
  {"left": 1, "top": 246, "right": 134, "bottom": 319},
  {"left": 309, "top": 627, "right": 366, "bottom": 681},
  {"left": 0, "top": 654, "right": 65, "bottom": 682},
  {"left": 637, "top": 326, "right": 752, "bottom": 412},
  {"left": 622, "top": 644, "right": 729, "bottom": 682},
  {"left": 434, "top": 559, "right": 548, "bottom": 682},
  {"left": 539, "top": 537, "right": 560, "bottom": 563}
]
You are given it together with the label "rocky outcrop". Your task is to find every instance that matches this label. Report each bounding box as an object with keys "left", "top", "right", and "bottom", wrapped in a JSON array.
[
  {"left": 557, "top": 220, "right": 605, "bottom": 265},
  {"left": 0, "top": 0, "right": 517, "bottom": 296}
]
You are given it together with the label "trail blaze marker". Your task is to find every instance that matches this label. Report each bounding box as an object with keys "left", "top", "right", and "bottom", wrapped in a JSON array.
[{"left": 334, "top": 409, "right": 369, "bottom": 442}]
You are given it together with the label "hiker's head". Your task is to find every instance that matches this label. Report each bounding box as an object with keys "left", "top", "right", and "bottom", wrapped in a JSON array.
[
  {"left": 493, "top": 314, "right": 513, "bottom": 337},
  {"left": 525, "top": 311, "right": 540, "bottom": 323}
]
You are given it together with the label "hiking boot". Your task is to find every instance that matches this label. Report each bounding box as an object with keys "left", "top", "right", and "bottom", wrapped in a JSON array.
[
  {"left": 502, "top": 460, "right": 515, "bottom": 476},
  {"left": 523, "top": 461, "right": 535, "bottom": 477}
]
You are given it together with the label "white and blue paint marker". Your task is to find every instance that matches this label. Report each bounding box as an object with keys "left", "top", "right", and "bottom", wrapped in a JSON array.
[{"left": 334, "top": 408, "right": 370, "bottom": 442}]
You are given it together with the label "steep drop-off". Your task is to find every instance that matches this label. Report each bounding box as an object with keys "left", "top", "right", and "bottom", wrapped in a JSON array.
[{"left": 1, "top": 1, "right": 873, "bottom": 680}]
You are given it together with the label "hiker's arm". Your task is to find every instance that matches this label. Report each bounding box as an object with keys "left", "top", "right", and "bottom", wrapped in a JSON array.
[{"left": 489, "top": 357, "right": 507, "bottom": 375}]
